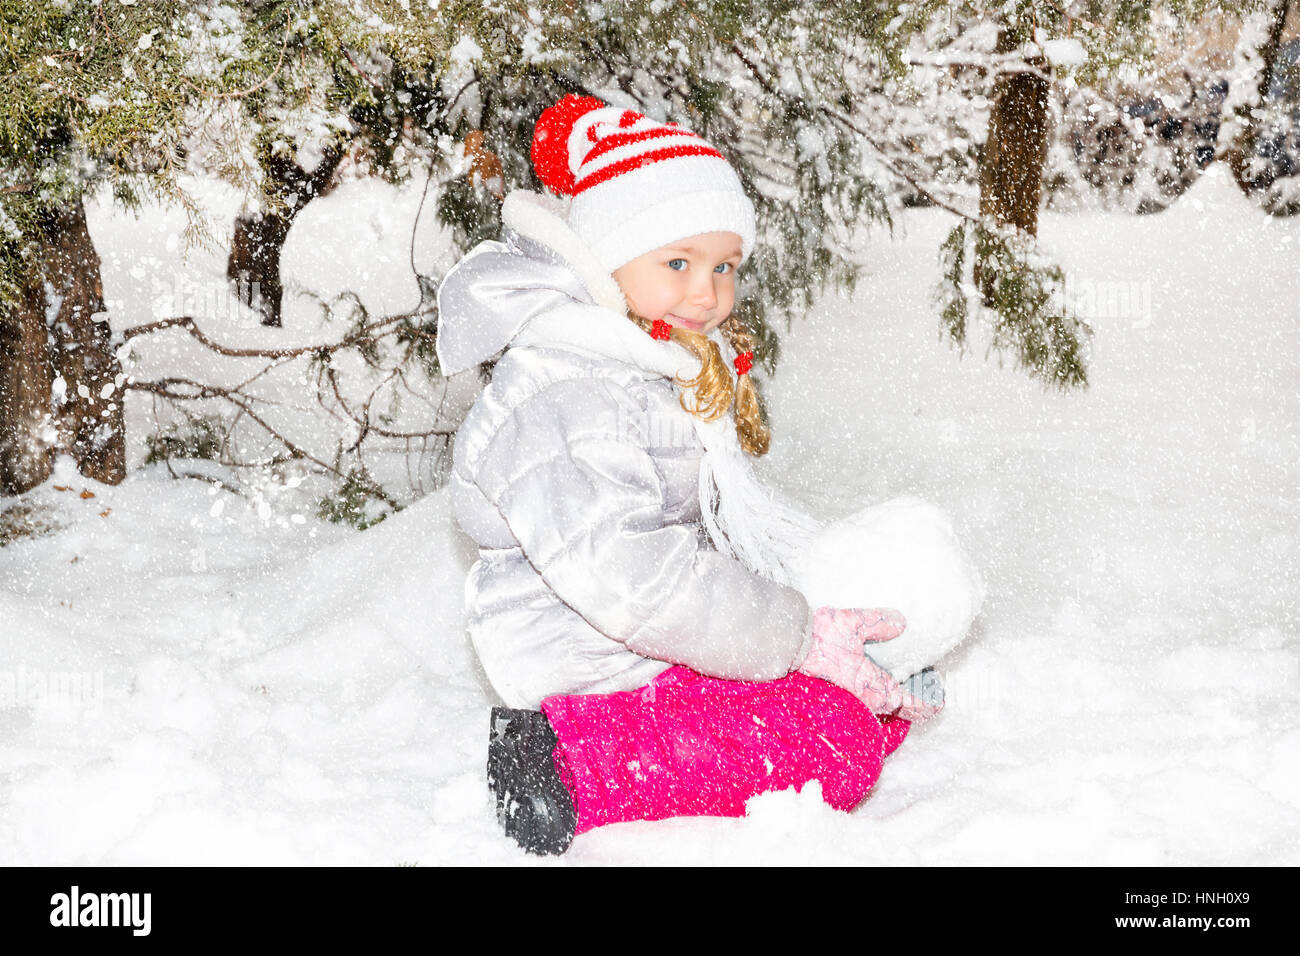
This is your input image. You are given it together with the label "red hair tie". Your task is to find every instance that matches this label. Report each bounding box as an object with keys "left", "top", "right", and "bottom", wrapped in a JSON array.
[
  {"left": 734, "top": 351, "right": 754, "bottom": 375},
  {"left": 650, "top": 319, "right": 673, "bottom": 341}
]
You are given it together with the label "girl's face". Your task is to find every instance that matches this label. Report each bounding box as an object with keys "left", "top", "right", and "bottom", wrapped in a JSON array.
[{"left": 612, "top": 231, "right": 743, "bottom": 336}]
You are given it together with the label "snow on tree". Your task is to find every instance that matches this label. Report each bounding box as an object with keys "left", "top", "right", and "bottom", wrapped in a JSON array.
[
  {"left": 1217, "top": 0, "right": 1299, "bottom": 211},
  {"left": 12, "top": 1, "right": 1282, "bottom": 512},
  {"left": 0, "top": 2, "right": 456, "bottom": 510},
  {"left": 0, "top": 0, "right": 194, "bottom": 494},
  {"left": 1043, "top": 4, "right": 1299, "bottom": 216},
  {"left": 917, "top": 1, "right": 1216, "bottom": 391}
]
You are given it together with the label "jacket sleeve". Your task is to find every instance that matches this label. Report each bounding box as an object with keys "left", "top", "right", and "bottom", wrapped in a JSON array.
[{"left": 473, "top": 374, "right": 814, "bottom": 683}]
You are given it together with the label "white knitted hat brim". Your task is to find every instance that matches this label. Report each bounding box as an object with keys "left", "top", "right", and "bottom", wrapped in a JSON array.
[{"left": 569, "top": 154, "right": 756, "bottom": 272}]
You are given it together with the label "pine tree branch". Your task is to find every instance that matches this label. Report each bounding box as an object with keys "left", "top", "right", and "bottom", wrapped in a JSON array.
[{"left": 181, "top": 20, "right": 293, "bottom": 101}]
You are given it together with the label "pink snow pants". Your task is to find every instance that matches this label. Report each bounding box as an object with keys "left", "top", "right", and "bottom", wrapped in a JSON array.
[{"left": 540, "top": 666, "right": 910, "bottom": 835}]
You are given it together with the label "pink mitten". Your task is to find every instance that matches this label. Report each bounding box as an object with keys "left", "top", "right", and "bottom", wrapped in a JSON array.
[
  {"left": 799, "top": 606, "right": 944, "bottom": 722},
  {"left": 811, "top": 606, "right": 908, "bottom": 646}
]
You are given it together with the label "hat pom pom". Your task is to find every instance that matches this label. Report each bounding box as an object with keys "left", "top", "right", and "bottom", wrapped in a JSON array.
[{"left": 531, "top": 94, "right": 607, "bottom": 196}]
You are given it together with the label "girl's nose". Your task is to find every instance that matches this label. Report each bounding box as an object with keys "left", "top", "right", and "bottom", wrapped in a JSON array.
[{"left": 689, "top": 274, "right": 717, "bottom": 310}]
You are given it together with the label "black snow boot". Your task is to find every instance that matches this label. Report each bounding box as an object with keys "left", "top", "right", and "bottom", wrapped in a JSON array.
[{"left": 486, "top": 707, "right": 577, "bottom": 856}]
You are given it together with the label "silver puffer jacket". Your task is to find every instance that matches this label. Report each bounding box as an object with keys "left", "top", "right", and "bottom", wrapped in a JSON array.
[{"left": 437, "top": 191, "right": 813, "bottom": 709}]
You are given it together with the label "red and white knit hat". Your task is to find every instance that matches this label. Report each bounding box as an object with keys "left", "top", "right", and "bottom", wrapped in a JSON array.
[{"left": 530, "top": 95, "right": 756, "bottom": 273}]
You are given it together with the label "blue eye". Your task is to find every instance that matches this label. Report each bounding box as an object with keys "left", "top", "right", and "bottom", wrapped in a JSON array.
[
  {"left": 667, "top": 259, "right": 687, "bottom": 271},
  {"left": 714, "top": 262, "right": 734, "bottom": 274}
]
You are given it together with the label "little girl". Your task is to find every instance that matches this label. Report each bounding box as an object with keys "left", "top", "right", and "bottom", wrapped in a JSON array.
[{"left": 436, "top": 95, "right": 943, "bottom": 855}]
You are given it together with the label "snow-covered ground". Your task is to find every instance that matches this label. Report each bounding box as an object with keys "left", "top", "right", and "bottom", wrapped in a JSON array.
[{"left": 1, "top": 166, "right": 1296, "bottom": 864}]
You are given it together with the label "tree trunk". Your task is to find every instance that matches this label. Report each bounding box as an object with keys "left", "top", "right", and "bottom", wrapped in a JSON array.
[
  {"left": 975, "top": 29, "right": 1051, "bottom": 302},
  {"left": 0, "top": 197, "right": 124, "bottom": 496},
  {"left": 227, "top": 145, "right": 344, "bottom": 327},
  {"left": 0, "top": 273, "right": 56, "bottom": 495},
  {"left": 1221, "top": 0, "right": 1292, "bottom": 194},
  {"left": 45, "top": 199, "right": 126, "bottom": 486}
]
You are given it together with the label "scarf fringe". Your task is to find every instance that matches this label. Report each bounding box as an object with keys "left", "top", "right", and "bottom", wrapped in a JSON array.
[{"left": 692, "top": 417, "right": 822, "bottom": 588}]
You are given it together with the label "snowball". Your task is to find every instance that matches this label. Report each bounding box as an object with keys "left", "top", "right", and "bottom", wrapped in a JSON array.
[
  {"left": 791, "top": 496, "right": 986, "bottom": 678},
  {"left": 1042, "top": 39, "right": 1086, "bottom": 68},
  {"left": 448, "top": 36, "right": 483, "bottom": 67}
]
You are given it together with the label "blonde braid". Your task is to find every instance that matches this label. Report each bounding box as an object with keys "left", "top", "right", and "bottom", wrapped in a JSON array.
[
  {"left": 719, "top": 314, "right": 771, "bottom": 457},
  {"left": 626, "top": 312, "right": 771, "bottom": 457}
]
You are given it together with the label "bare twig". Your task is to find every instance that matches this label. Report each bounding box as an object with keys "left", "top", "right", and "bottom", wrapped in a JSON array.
[
  {"left": 127, "top": 301, "right": 453, "bottom": 508},
  {"left": 341, "top": 46, "right": 385, "bottom": 90},
  {"left": 121, "top": 311, "right": 428, "bottom": 357},
  {"left": 129, "top": 376, "right": 347, "bottom": 478},
  {"left": 324, "top": 362, "right": 456, "bottom": 440},
  {"left": 409, "top": 161, "right": 439, "bottom": 291},
  {"left": 444, "top": 75, "right": 480, "bottom": 118},
  {"left": 905, "top": 54, "right": 1053, "bottom": 83}
]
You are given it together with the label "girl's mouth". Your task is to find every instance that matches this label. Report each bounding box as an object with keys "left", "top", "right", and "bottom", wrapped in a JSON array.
[{"left": 668, "top": 314, "right": 707, "bottom": 330}]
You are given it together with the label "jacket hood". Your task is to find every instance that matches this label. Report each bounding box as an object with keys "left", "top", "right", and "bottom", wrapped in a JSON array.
[{"left": 435, "top": 191, "right": 631, "bottom": 376}]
